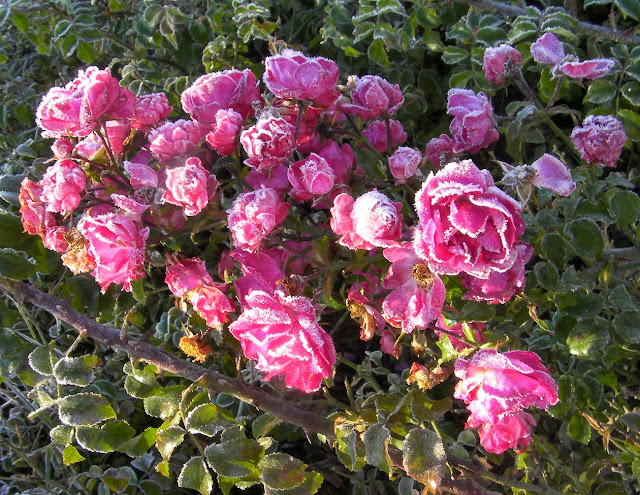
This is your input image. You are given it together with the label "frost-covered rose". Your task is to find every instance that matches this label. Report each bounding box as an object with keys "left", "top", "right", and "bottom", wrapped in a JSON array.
[
  {"left": 389, "top": 147, "right": 422, "bottom": 182},
  {"left": 132, "top": 93, "right": 172, "bottom": 130},
  {"left": 557, "top": 58, "right": 615, "bottom": 80},
  {"left": 39, "top": 159, "right": 86, "bottom": 214},
  {"left": 288, "top": 153, "right": 335, "bottom": 201},
  {"left": 330, "top": 191, "right": 403, "bottom": 250},
  {"left": 165, "top": 257, "right": 214, "bottom": 298},
  {"left": 227, "top": 188, "right": 290, "bottom": 252},
  {"left": 317, "top": 141, "right": 355, "bottom": 184},
  {"left": 483, "top": 44, "right": 521, "bottom": 84},
  {"left": 530, "top": 32, "right": 565, "bottom": 65},
  {"left": 190, "top": 285, "right": 235, "bottom": 328},
  {"left": 454, "top": 349, "right": 558, "bottom": 454},
  {"left": 362, "top": 119, "right": 407, "bottom": 153},
  {"left": 424, "top": 134, "right": 453, "bottom": 168},
  {"left": 571, "top": 115, "right": 627, "bottom": 168},
  {"left": 382, "top": 245, "right": 445, "bottom": 333},
  {"left": 413, "top": 160, "right": 525, "bottom": 279},
  {"left": 240, "top": 116, "right": 296, "bottom": 171},
  {"left": 340, "top": 75, "right": 404, "bottom": 119},
  {"left": 263, "top": 49, "right": 340, "bottom": 107},
  {"left": 460, "top": 242, "right": 533, "bottom": 304},
  {"left": 530, "top": 154, "right": 575, "bottom": 196},
  {"left": 181, "top": 69, "right": 262, "bottom": 124},
  {"left": 78, "top": 206, "right": 149, "bottom": 292},
  {"left": 19, "top": 178, "right": 55, "bottom": 237},
  {"left": 51, "top": 137, "right": 75, "bottom": 159},
  {"left": 162, "top": 157, "right": 219, "bottom": 216},
  {"left": 148, "top": 119, "right": 207, "bottom": 163},
  {"left": 205, "top": 109, "right": 243, "bottom": 156},
  {"left": 447, "top": 89, "right": 499, "bottom": 154}
]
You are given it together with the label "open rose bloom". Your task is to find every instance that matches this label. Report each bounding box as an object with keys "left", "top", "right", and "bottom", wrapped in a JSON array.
[{"left": 571, "top": 115, "right": 627, "bottom": 168}]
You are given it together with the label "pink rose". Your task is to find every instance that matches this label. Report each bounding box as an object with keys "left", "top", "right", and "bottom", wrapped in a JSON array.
[
  {"left": 288, "top": 153, "right": 335, "bottom": 201},
  {"left": 39, "top": 159, "right": 86, "bottom": 214},
  {"left": 43, "top": 226, "right": 69, "bottom": 253},
  {"left": 330, "top": 191, "right": 403, "bottom": 250},
  {"left": 424, "top": 134, "right": 454, "bottom": 168},
  {"left": 362, "top": 119, "right": 407, "bottom": 153},
  {"left": 229, "top": 287, "right": 336, "bottom": 393},
  {"left": 240, "top": 116, "right": 296, "bottom": 172},
  {"left": 78, "top": 206, "right": 149, "bottom": 292},
  {"left": 571, "top": 115, "right": 627, "bottom": 168},
  {"left": 447, "top": 89, "right": 499, "bottom": 154},
  {"left": 469, "top": 411, "right": 537, "bottom": 454},
  {"left": 460, "top": 242, "right": 533, "bottom": 304},
  {"left": 181, "top": 69, "right": 262, "bottom": 124},
  {"left": 382, "top": 245, "right": 446, "bottom": 333},
  {"left": 530, "top": 154, "right": 575, "bottom": 196},
  {"left": 278, "top": 104, "right": 325, "bottom": 152},
  {"left": 380, "top": 329, "right": 401, "bottom": 359},
  {"left": 190, "top": 285, "right": 235, "bottom": 328},
  {"left": 104, "top": 120, "right": 131, "bottom": 157},
  {"left": 389, "top": 147, "right": 422, "bottom": 182},
  {"left": 18, "top": 179, "right": 56, "bottom": 238},
  {"left": 148, "top": 119, "right": 207, "bottom": 162},
  {"left": 124, "top": 161, "right": 159, "bottom": 191},
  {"left": 263, "top": 49, "right": 340, "bottom": 107},
  {"left": 231, "top": 248, "right": 286, "bottom": 303},
  {"left": 227, "top": 188, "right": 290, "bottom": 252},
  {"left": 165, "top": 257, "right": 215, "bottom": 298},
  {"left": 340, "top": 75, "right": 404, "bottom": 119},
  {"left": 435, "top": 312, "right": 486, "bottom": 351},
  {"left": 530, "top": 32, "right": 565, "bottom": 65},
  {"left": 51, "top": 137, "right": 75, "bottom": 159},
  {"left": 132, "top": 93, "right": 172, "bottom": 130},
  {"left": 557, "top": 58, "right": 615, "bottom": 80},
  {"left": 162, "top": 156, "right": 219, "bottom": 216},
  {"left": 483, "top": 44, "right": 521, "bottom": 84},
  {"left": 317, "top": 141, "right": 355, "bottom": 184},
  {"left": 205, "top": 109, "right": 244, "bottom": 156},
  {"left": 245, "top": 164, "right": 291, "bottom": 194},
  {"left": 413, "top": 160, "right": 525, "bottom": 279}
]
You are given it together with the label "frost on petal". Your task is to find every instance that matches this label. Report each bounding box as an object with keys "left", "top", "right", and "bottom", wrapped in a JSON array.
[
  {"left": 530, "top": 32, "right": 565, "bottom": 65},
  {"left": 288, "top": 153, "right": 335, "bottom": 201},
  {"left": 571, "top": 115, "right": 627, "bottom": 168},
  {"left": 558, "top": 58, "right": 615, "bottom": 80},
  {"left": 240, "top": 117, "right": 296, "bottom": 172},
  {"left": 530, "top": 154, "right": 575, "bottom": 196},
  {"left": 40, "top": 159, "right": 86, "bottom": 214},
  {"left": 483, "top": 44, "right": 522, "bottom": 84},
  {"left": 162, "top": 156, "right": 218, "bottom": 216}
]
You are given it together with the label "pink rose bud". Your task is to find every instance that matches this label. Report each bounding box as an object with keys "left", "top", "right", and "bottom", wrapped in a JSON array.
[
  {"left": 530, "top": 154, "right": 576, "bottom": 196},
  {"left": 263, "top": 49, "right": 340, "bottom": 107},
  {"left": 245, "top": 164, "right": 291, "bottom": 194},
  {"left": 389, "top": 146, "right": 422, "bottom": 182},
  {"left": 124, "top": 161, "right": 159, "bottom": 190},
  {"left": 166, "top": 257, "right": 215, "bottom": 297},
  {"left": 339, "top": 75, "right": 404, "bottom": 119},
  {"left": 148, "top": 119, "right": 207, "bottom": 162},
  {"left": 530, "top": 32, "right": 565, "bottom": 65},
  {"left": 19, "top": 178, "right": 56, "bottom": 237},
  {"left": 51, "top": 137, "right": 75, "bottom": 159},
  {"left": 181, "top": 69, "right": 263, "bottom": 124},
  {"left": 382, "top": 245, "right": 446, "bottom": 333},
  {"left": 132, "top": 93, "right": 172, "bottom": 130},
  {"left": 288, "top": 153, "right": 335, "bottom": 201},
  {"left": 424, "top": 134, "right": 454, "bottom": 168},
  {"left": 435, "top": 312, "right": 487, "bottom": 352},
  {"left": 190, "top": 285, "right": 235, "bottom": 328},
  {"left": 362, "top": 119, "right": 407, "bottom": 153},
  {"left": 227, "top": 187, "right": 290, "bottom": 252},
  {"left": 380, "top": 329, "right": 401, "bottom": 359},
  {"left": 78, "top": 206, "right": 149, "bottom": 292},
  {"left": 571, "top": 115, "right": 627, "bottom": 168},
  {"left": 557, "top": 58, "right": 615, "bottom": 80},
  {"left": 414, "top": 160, "right": 525, "bottom": 279},
  {"left": 205, "top": 109, "right": 244, "bottom": 156},
  {"left": 460, "top": 242, "right": 533, "bottom": 304},
  {"left": 229, "top": 288, "right": 336, "bottom": 393},
  {"left": 40, "top": 159, "right": 86, "bottom": 214},
  {"left": 240, "top": 116, "right": 296, "bottom": 172},
  {"left": 447, "top": 89, "right": 499, "bottom": 154},
  {"left": 162, "top": 156, "right": 218, "bottom": 216},
  {"left": 330, "top": 191, "right": 403, "bottom": 250},
  {"left": 317, "top": 141, "right": 355, "bottom": 184},
  {"left": 483, "top": 44, "right": 522, "bottom": 84}
]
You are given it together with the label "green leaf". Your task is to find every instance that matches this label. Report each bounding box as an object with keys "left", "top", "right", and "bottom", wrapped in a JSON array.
[
  {"left": 0, "top": 328, "right": 31, "bottom": 378},
  {"left": 555, "top": 289, "right": 606, "bottom": 318},
  {"left": 143, "top": 385, "right": 185, "bottom": 419},
  {"left": 103, "top": 467, "right": 136, "bottom": 493},
  {"left": 402, "top": 428, "right": 446, "bottom": 489},
  {"left": 410, "top": 393, "right": 453, "bottom": 423},
  {"left": 264, "top": 472, "right": 323, "bottom": 495},
  {"left": 205, "top": 437, "right": 264, "bottom": 480},
  {"left": 608, "top": 285, "right": 638, "bottom": 312},
  {"left": 259, "top": 453, "right": 307, "bottom": 490},
  {"left": 53, "top": 355, "right": 100, "bottom": 386},
  {"left": 252, "top": 412, "right": 281, "bottom": 439},
  {"left": 534, "top": 262, "right": 559, "bottom": 291},
  {"left": 355, "top": 147, "right": 387, "bottom": 181},
  {"left": 621, "top": 81, "right": 640, "bottom": 107},
  {"left": 0, "top": 210, "right": 31, "bottom": 248},
  {"left": 0, "top": 248, "right": 38, "bottom": 280},
  {"left": 76, "top": 420, "right": 136, "bottom": 453},
  {"left": 613, "top": 312, "right": 640, "bottom": 343},
  {"left": 11, "top": 12, "right": 29, "bottom": 32},
  {"left": 50, "top": 425, "right": 75, "bottom": 445},
  {"left": 185, "top": 403, "right": 237, "bottom": 437},
  {"left": 442, "top": 46, "right": 468, "bottom": 64},
  {"left": 449, "top": 70, "right": 473, "bottom": 88},
  {"left": 474, "top": 26, "right": 505, "bottom": 46},
  {"left": 609, "top": 190, "right": 640, "bottom": 227},
  {"left": 76, "top": 42, "right": 95, "bottom": 63},
  {"left": 615, "top": 0, "right": 640, "bottom": 19},
  {"left": 461, "top": 301, "right": 495, "bottom": 321},
  {"left": 155, "top": 424, "right": 185, "bottom": 460},
  {"left": 60, "top": 33, "right": 78, "bottom": 58},
  {"left": 368, "top": 39, "right": 391, "bottom": 67},
  {"left": 568, "top": 412, "right": 591, "bottom": 444},
  {"left": 28, "top": 345, "right": 54, "bottom": 376},
  {"left": 566, "top": 317, "right": 610, "bottom": 356},
  {"left": 584, "top": 80, "right": 617, "bottom": 104},
  {"left": 363, "top": 424, "right": 392, "bottom": 474},
  {"left": 63, "top": 445, "right": 85, "bottom": 465},
  {"left": 619, "top": 412, "right": 640, "bottom": 432},
  {"left": 121, "top": 426, "right": 157, "bottom": 457},
  {"left": 377, "top": 0, "right": 406, "bottom": 15},
  {"left": 564, "top": 218, "right": 604, "bottom": 263},
  {"left": 57, "top": 393, "right": 116, "bottom": 426},
  {"left": 178, "top": 457, "right": 213, "bottom": 495},
  {"left": 617, "top": 109, "right": 640, "bottom": 141}
]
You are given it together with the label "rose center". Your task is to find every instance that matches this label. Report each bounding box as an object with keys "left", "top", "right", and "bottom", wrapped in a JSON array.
[{"left": 411, "top": 263, "right": 434, "bottom": 290}]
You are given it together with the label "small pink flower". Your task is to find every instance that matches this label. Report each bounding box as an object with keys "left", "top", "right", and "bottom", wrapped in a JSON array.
[
  {"left": 240, "top": 116, "right": 296, "bottom": 172},
  {"left": 435, "top": 312, "right": 486, "bottom": 351},
  {"left": 389, "top": 147, "right": 422, "bottom": 182},
  {"left": 148, "top": 119, "right": 207, "bottom": 162},
  {"left": 530, "top": 32, "right": 565, "bottom": 65},
  {"left": 288, "top": 153, "right": 335, "bottom": 201},
  {"left": 447, "top": 89, "right": 499, "bottom": 154},
  {"left": 530, "top": 154, "right": 575, "bottom": 196},
  {"left": 231, "top": 248, "right": 286, "bottom": 303},
  {"left": 40, "top": 159, "right": 86, "bottom": 214},
  {"left": 263, "top": 49, "right": 340, "bottom": 107},
  {"left": 557, "top": 58, "right": 615, "bottom": 80},
  {"left": 190, "top": 285, "right": 235, "bottom": 328},
  {"left": 330, "top": 191, "right": 403, "bottom": 250},
  {"left": 181, "top": 69, "right": 262, "bottom": 124},
  {"left": 317, "top": 141, "right": 355, "bottom": 184},
  {"left": 470, "top": 411, "right": 537, "bottom": 454},
  {"left": 205, "top": 109, "right": 244, "bottom": 156},
  {"left": 78, "top": 206, "right": 149, "bottom": 292},
  {"left": 51, "top": 137, "right": 75, "bottom": 159},
  {"left": 460, "top": 242, "right": 533, "bottom": 304},
  {"left": 245, "top": 164, "right": 291, "bottom": 194},
  {"left": 166, "top": 257, "right": 215, "bottom": 298},
  {"left": 483, "top": 44, "right": 521, "bottom": 84},
  {"left": 362, "top": 119, "right": 407, "bottom": 153},
  {"left": 414, "top": 160, "right": 525, "bottom": 279},
  {"left": 19, "top": 178, "right": 57, "bottom": 238},
  {"left": 132, "top": 93, "right": 172, "bottom": 130},
  {"left": 424, "top": 134, "right": 454, "bottom": 168},
  {"left": 380, "top": 329, "right": 401, "bottom": 359},
  {"left": 227, "top": 188, "right": 290, "bottom": 252},
  {"left": 571, "top": 115, "right": 627, "bottom": 168},
  {"left": 382, "top": 245, "right": 446, "bottom": 333},
  {"left": 340, "top": 75, "right": 404, "bottom": 119},
  {"left": 162, "top": 156, "right": 219, "bottom": 216}
]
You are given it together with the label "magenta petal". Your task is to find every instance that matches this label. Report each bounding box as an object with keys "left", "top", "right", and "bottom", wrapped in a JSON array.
[{"left": 531, "top": 154, "right": 575, "bottom": 196}]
